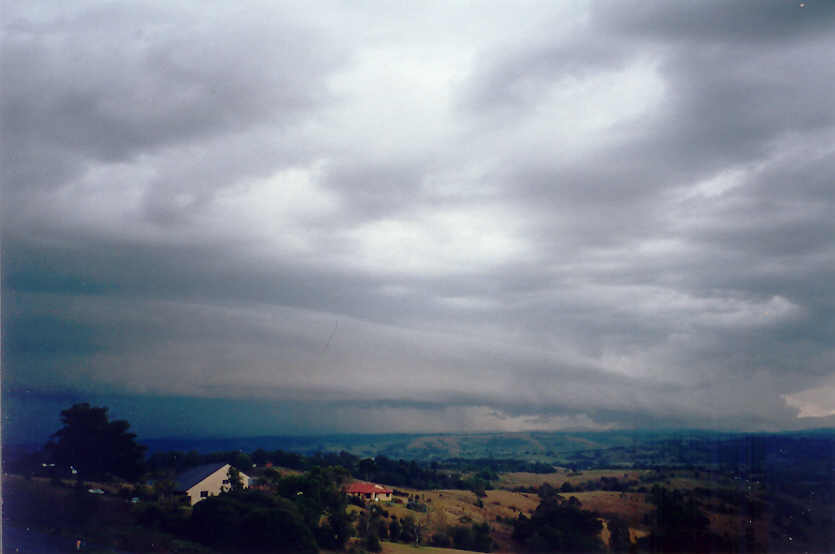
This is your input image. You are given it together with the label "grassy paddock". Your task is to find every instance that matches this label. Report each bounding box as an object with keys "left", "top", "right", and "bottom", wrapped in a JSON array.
[
  {"left": 570, "top": 491, "right": 652, "bottom": 525},
  {"left": 380, "top": 540, "right": 476, "bottom": 553},
  {"left": 497, "top": 468, "right": 654, "bottom": 490},
  {"left": 353, "top": 487, "right": 540, "bottom": 552}
]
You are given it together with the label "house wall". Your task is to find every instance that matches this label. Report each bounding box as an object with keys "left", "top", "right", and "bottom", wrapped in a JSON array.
[
  {"left": 347, "top": 490, "right": 392, "bottom": 502},
  {"left": 184, "top": 464, "right": 251, "bottom": 505}
]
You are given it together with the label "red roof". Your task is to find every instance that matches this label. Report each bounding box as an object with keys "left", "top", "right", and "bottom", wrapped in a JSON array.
[{"left": 345, "top": 482, "right": 392, "bottom": 494}]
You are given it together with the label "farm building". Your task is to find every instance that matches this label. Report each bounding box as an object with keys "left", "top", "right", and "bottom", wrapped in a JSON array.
[
  {"left": 344, "top": 481, "right": 392, "bottom": 502},
  {"left": 174, "top": 462, "right": 250, "bottom": 505}
]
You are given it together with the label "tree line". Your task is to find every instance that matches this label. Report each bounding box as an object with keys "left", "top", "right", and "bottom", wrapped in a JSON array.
[{"left": 148, "top": 446, "right": 499, "bottom": 496}]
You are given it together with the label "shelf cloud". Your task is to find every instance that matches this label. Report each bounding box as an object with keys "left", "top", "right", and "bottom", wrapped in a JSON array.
[{"left": 4, "top": 0, "right": 835, "bottom": 441}]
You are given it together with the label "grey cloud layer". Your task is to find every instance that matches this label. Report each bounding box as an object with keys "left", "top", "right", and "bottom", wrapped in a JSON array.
[{"left": 3, "top": 0, "right": 835, "bottom": 437}]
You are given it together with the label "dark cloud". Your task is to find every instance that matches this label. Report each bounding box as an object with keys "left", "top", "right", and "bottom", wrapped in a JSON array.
[
  {"left": 3, "top": 1, "right": 835, "bottom": 442},
  {"left": 1, "top": 1, "right": 343, "bottom": 229},
  {"left": 594, "top": 0, "right": 835, "bottom": 44}
]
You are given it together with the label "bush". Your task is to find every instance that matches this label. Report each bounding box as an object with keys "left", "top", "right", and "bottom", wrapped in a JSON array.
[
  {"left": 450, "top": 522, "right": 493, "bottom": 552},
  {"left": 369, "top": 504, "right": 388, "bottom": 518},
  {"left": 399, "top": 516, "right": 417, "bottom": 544},
  {"left": 432, "top": 532, "right": 452, "bottom": 547},
  {"left": 389, "top": 518, "right": 401, "bottom": 542},
  {"left": 406, "top": 501, "right": 427, "bottom": 512},
  {"left": 365, "top": 534, "right": 382, "bottom": 552},
  {"left": 608, "top": 517, "right": 631, "bottom": 553},
  {"left": 512, "top": 497, "right": 604, "bottom": 553},
  {"left": 190, "top": 493, "right": 317, "bottom": 553}
]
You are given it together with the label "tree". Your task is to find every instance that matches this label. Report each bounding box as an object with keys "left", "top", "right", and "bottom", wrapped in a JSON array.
[
  {"left": 154, "top": 478, "right": 177, "bottom": 506},
  {"left": 45, "top": 403, "right": 146, "bottom": 481},
  {"left": 643, "top": 486, "right": 721, "bottom": 553},
  {"left": 359, "top": 458, "right": 376, "bottom": 479},
  {"left": 318, "top": 504, "right": 354, "bottom": 549},
  {"left": 228, "top": 466, "right": 244, "bottom": 493},
  {"left": 512, "top": 496, "right": 605, "bottom": 553},
  {"left": 252, "top": 448, "right": 270, "bottom": 466},
  {"left": 400, "top": 515, "right": 418, "bottom": 544},
  {"left": 261, "top": 467, "right": 282, "bottom": 490},
  {"left": 389, "top": 518, "right": 401, "bottom": 541},
  {"left": 365, "top": 533, "right": 382, "bottom": 552},
  {"left": 190, "top": 492, "right": 318, "bottom": 553},
  {"left": 608, "top": 517, "right": 631, "bottom": 553}
]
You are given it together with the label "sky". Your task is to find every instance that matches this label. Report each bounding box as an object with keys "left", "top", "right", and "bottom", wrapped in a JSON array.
[{"left": 3, "top": 0, "right": 835, "bottom": 443}]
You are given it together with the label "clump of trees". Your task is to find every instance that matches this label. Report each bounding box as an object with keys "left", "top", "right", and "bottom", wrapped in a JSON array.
[
  {"left": 353, "top": 507, "right": 493, "bottom": 553},
  {"left": 189, "top": 466, "right": 352, "bottom": 553},
  {"left": 147, "top": 449, "right": 254, "bottom": 476},
  {"left": 406, "top": 499, "right": 428, "bottom": 512},
  {"left": 45, "top": 403, "right": 146, "bottom": 481},
  {"left": 606, "top": 517, "right": 632, "bottom": 553},
  {"left": 560, "top": 476, "right": 639, "bottom": 493},
  {"left": 512, "top": 487, "right": 605, "bottom": 553},
  {"left": 638, "top": 485, "right": 733, "bottom": 553},
  {"left": 439, "top": 458, "right": 555, "bottom": 474},
  {"left": 430, "top": 522, "right": 493, "bottom": 552},
  {"left": 191, "top": 491, "right": 317, "bottom": 553},
  {"left": 148, "top": 447, "right": 508, "bottom": 497}
]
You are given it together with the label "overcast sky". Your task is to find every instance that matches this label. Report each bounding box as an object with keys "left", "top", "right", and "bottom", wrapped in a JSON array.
[{"left": 3, "top": 0, "right": 835, "bottom": 442}]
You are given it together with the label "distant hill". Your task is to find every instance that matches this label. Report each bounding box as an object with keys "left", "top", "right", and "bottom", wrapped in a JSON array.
[{"left": 139, "top": 429, "right": 737, "bottom": 462}]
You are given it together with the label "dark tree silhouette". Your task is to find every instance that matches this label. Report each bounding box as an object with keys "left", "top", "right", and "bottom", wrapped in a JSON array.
[
  {"left": 227, "top": 466, "right": 244, "bottom": 493},
  {"left": 641, "top": 485, "right": 730, "bottom": 553},
  {"left": 512, "top": 495, "right": 605, "bottom": 553},
  {"left": 607, "top": 517, "right": 631, "bottom": 553},
  {"left": 45, "top": 403, "right": 146, "bottom": 481}
]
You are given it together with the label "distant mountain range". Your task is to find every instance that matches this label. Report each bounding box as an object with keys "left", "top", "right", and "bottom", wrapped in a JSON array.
[{"left": 137, "top": 429, "right": 745, "bottom": 461}]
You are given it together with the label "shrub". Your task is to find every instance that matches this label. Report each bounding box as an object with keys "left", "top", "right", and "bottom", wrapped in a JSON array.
[
  {"left": 388, "top": 518, "right": 401, "bottom": 541},
  {"left": 432, "top": 532, "right": 452, "bottom": 547},
  {"left": 191, "top": 493, "right": 317, "bottom": 553},
  {"left": 512, "top": 498, "right": 604, "bottom": 553},
  {"left": 406, "top": 501, "right": 427, "bottom": 512},
  {"left": 450, "top": 522, "right": 493, "bottom": 552},
  {"left": 365, "top": 534, "right": 382, "bottom": 552},
  {"left": 369, "top": 504, "right": 388, "bottom": 518}
]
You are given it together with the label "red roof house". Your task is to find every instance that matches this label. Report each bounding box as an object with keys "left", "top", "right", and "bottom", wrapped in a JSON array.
[{"left": 344, "top": 481, "right": 392, "bottom": 502}]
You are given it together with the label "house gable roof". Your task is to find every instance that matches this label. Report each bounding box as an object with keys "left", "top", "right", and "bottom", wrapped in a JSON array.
[
  {"left": 174, "top": 462, "right": 228, "bottom": 491},
  {"left": 345, "top": 482, "right": 392, "bottom": 494}
]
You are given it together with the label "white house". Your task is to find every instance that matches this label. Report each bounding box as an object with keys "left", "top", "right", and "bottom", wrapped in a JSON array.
[{"left": 174, "top": 462, "right": 250, "bottom": 505}]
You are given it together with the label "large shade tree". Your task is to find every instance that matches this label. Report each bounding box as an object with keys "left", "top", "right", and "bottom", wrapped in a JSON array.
[{"left": 46, "top": 403, "right": 146, "bottom": 481}]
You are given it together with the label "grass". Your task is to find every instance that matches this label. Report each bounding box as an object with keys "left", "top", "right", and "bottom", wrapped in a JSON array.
[
  {"left": 16, "top": 467, "right": 813, "bottom": 553},
  {"left": 570, "top": 491, "right": 652, "bottom": 526},
  {"left": 380, "top": 540, "right": 477, "bottom": 553},
  {"left": 496, "top": 468, "right": 654, "bottom": 490},
  {"left": 363, "top": 480, "right": 663, "bottom": 551},
  {"left": 2, "top": 475, "right": 214, "bottom": 553},
  {"left": 355, "top": 487, "right": 538, "bottom": 552}
]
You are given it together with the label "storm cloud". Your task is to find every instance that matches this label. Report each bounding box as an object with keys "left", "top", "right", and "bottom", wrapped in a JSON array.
[{"left": 3, "top": 0, "right": 835, "bottom": 442}]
